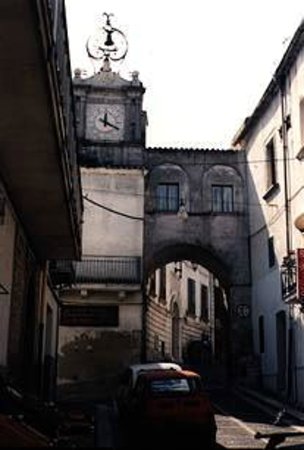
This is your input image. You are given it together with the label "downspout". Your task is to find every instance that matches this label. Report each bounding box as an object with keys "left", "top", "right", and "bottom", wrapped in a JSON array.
[
  {"left": 54, "top": 293, "right": 60, "bottom": 402},
  {"left": 279, "top": 79, "right": 292, "bottom": 255},
  {"left": 37, "top": 262, "right": 48, "bottom": 399},
  {"left": 278, "top": 76, "right": 295, "bottom": 402},
  {"left": 141, "top": 169, "right": 147, "bottom": 363},
  {"left": 141, "top": 256, "right": 147, "bottom": 363}
]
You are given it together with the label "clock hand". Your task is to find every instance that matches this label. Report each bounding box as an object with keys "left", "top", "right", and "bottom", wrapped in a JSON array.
[
  {"left": 98, "top": 114, "right": 119, "bottom": 130},
  {"left": 98, "top": 117, "right": 107, "bottom": 126},
  {"left": 104, "top": 120, "right": 119, "bottom": 130}
]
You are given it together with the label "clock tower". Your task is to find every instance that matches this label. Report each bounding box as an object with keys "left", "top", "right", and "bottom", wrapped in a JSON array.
[
  {"left": 73, "top": 14, "right": 147, "bottom": 167},
  {"left": 57, "top": 14, "right": 147, "bottom": 397}
]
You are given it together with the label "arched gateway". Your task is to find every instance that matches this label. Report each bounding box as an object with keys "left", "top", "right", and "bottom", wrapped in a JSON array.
[
  {"left": 54, "top": 16, "right": 251, "bottom": 390},
  {"left": 144, "top": 147, "right": 251, "bottom": 371},
  {"left": 55, "top": 16, "right": 253, "bottom": 399}
]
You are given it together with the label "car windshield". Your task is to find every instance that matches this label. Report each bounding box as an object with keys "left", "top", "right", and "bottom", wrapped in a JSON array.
[{"left": 150, "top": 378, "right": 192, "bottom": 394}]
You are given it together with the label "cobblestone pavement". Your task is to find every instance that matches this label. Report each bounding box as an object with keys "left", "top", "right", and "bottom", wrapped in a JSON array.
[
  {"left": 210, "top": 387, "right": 304, "bottom": 449},
  {"left": 54, "top": 400, "right": 96, "bottom": 447}
]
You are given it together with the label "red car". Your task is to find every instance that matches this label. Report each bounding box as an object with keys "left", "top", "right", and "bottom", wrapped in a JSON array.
[{"left": 126, "top": 369, "right": 217, "bottom": 447}]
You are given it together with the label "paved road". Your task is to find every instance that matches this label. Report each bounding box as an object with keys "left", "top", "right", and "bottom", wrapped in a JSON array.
[
  {"left": 89, "top": 387, "right": 304, "bottom": 449},
  {"left": 210, "top": 387, "right": 304, "bottom": 449}
]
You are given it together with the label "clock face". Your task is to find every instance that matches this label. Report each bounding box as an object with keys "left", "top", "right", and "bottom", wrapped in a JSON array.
[{"left": 86, "top": 104, "right": 124, "bottom": 141}]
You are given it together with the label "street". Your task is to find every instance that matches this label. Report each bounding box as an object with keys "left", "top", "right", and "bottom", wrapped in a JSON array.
[
  {"left": 211, "top": 387, "right": 304, "bottom": 449},
  {"left": 91, "top": 386, "right": 304, "bottom": 450}
]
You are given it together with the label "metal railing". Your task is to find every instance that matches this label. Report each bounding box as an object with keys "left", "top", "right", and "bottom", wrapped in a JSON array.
[
  {"left": 75, "top": 257, "right": 142, "bottom": 284},
  {"left": 50, "top": 257, "right": 142, "bottom": 286}
]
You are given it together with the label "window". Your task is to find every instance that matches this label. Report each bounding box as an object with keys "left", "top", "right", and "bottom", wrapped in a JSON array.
[
  {"left": 159, "top": 266, "right": 166, "bottom": 303},
  {"left": 149, "top": 271, "right": 156, "bottom": 297},
  {"left": 187, "top": 278, "right": 196, "bottom": 316},
  {"left": 300, "top": 99, "right": 304, "bottom": 150},
  {"left": 150, "top": 378, "right": 190, "bottom": 394},
  {"left": 160, "top": 340, "right": 165, "bottom": 357},
  {"left": 154, "top": 334, "right": 159, "bottom": 351},
  {"left": 0, "top": 194, "right": 5, "bottom": 225},
  {"left": 212, "top": 185, "right": 233, "bottom": 212},
  {"left": 200, "top": 285, "right": 208, "bottom": 321},
  {"left": 265, "top": 138, "right": 277, "bottom": 189},
  {"left": 268, "top": 236, "right": 275, "bottom": 268},
  {"left": 156, "top": 183, "right": 179, "bottom": 212},
  {"left": 296, "top": 99, "right": 304, "bottom": 159},
  {"left": 258, "top": 316, "right": 265, "bottom": 354}
]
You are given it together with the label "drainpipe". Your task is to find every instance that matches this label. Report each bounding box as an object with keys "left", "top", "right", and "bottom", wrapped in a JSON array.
[
  {"left": 278, "top": 76, "right": 295, "bottom": 402},
  {"left": 279, "top": 79, "right": 292, "bottom": 255},
  {"left": 37, "top": 263, "right": 48, "bottom": 399},
  {"left": 140, "top": 258, "right": 147, "bottom": 363}
]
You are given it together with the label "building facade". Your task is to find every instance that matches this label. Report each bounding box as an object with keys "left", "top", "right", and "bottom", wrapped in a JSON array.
[
  {"left": 233, "top": 19, "right": 304, "bottom": 406},
  {"left": 0, "top": 0, "right": 82, "bottom": 401},
  {"left": 146, "top": 261, "right": 214, "bottom": 363},
  {"left": 56, "top": 63, "right": 147, "bottom": 400}
]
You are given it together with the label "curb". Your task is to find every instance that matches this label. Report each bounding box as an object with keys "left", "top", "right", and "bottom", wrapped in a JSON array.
[{"left": 234, "top": 385, "right": 304, "bottom": 424}]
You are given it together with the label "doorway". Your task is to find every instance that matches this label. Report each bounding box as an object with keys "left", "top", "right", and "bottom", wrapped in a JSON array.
[{"left": 172, "top": 302, "right": 180, "bottom": 360}]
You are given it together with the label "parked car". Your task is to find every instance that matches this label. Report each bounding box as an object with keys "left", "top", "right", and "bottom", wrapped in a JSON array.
[
  {"left": 116, "top": 361, "right": 182, "bottom": 416},
  {"left": 124, "top": 368, "right": 217, "bottom": 447}
]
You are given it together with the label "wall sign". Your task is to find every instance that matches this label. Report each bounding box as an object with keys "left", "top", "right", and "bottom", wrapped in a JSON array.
[
  {"left": 61, "top": 305, "right": 119, "bottom": 327},
  {"left": 236, "top": 304, "right": 250, "bottom": 318}
]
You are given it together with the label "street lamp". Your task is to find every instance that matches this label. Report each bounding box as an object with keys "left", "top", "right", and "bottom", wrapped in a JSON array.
[{"left": 294, "top": 213, "right": 304, "bottom": 233}]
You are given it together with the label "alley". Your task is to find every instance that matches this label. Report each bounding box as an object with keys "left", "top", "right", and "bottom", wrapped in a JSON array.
[
  {"left": 2, "top": 370, "right": 304, "bottom": 448},
  {"left": 91, "top": 386, "right": 304, "bottom": 450},
  {"left": 2, "top": 3, "right": 304, "bottom": 450}
]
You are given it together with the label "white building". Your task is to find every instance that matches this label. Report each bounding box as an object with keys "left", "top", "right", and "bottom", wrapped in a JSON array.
[
  {"left": 146, "top": 261, "right": 227, "bottom": 374},
  {"left": 233, "top": 19, "right": 304, "bottom": 406}
]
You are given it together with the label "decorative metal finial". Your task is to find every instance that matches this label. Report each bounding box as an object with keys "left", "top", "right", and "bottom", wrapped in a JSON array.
[{"left": 86, "top": 13, "right": 128, "bottom": 70}]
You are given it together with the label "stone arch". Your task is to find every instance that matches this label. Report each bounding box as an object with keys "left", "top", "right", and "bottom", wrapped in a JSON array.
[
  {"left": 203, "top": 164, "right": 245, "bottom": 213},
  {"left": 145, "top": 242, "right": 231, "bottom": 288},
  {"left": 144, "top": 241, "right": 252, "bottom": 372},
  {"left": 145, "top": 163, "right": 190, "bottom": 212}
]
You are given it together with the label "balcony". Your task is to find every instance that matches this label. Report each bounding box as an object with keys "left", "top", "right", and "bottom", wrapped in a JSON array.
[
  {"left": 0, "top": 1, "right": 82, "bottom": 259},
  {"left": 281, "top": 249, "right": 304, "bottom": 307},
  {"left": 49, "top": 260, "right": 75, "bottom": 287},
  {"left": 75, "top": 257, "right": 142, "bottom": 285},
  {"left": 50, "top": 257, "right": 142, "bottom": 286}
]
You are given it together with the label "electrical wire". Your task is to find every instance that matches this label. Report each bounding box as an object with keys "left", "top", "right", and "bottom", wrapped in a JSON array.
[
  {"left": 84, "top": 187, "right": 301, "bottom": 210},
  {"left": 83, "top": 194, "right": 144, "bottom": 221}
]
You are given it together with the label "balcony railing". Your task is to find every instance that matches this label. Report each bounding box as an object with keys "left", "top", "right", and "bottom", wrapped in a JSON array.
[
  {"left": 75, "top": 257, "right": 142, "bottom": 284},
  {"left": 281, "top": 253, "right": 297, "bottom": 300},
  {"left": 281, "top": 249, "right": 304, "bottom": 306},
  {"left": 50, "top": 257, "right": 142, "bottom": 286},
  {"left": 49, "top": 260, "right": 75, "bottom": 286}
]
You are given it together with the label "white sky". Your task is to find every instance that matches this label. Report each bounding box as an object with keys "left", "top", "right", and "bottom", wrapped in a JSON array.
[{"left": 65, "top": 0, "right": 303, "bottom": 149}]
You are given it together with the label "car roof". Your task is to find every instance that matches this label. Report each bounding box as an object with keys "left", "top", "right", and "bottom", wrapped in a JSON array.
[
  {"left": 127, "top": 362, "right": 183, "bottom": 386},
  {"left": 129, "top": 362, "right": 182, "bottom": 371},
  {"left": 137, "top": 369, "right": 200, "bottom": 380}
]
